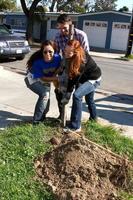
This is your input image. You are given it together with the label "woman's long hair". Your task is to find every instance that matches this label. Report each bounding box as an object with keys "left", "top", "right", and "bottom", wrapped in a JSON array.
[
  {"left": 67, "top": 40, "right": 85, "bottom": 79},
  {"left": 26, "top": 40, "right": 57, "bottom": 70}
]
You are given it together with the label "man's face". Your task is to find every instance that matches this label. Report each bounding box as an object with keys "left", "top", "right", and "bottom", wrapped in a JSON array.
[{"left": 57, "top": 22, "right": 70, "bottom": 36}]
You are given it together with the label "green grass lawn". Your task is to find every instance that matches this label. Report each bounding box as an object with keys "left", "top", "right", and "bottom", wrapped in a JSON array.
[
  {"left": 128, "top": 54, "right": 133, "bottom": 59},
  {"left": 0, "top": 120, "right": 133, "bottom": 200},
  {"left": 0, "top": 122, "right": 57, "bottom": 200},
  {"left": 84, "top": 121, "right": 133, "bottom": 161}
]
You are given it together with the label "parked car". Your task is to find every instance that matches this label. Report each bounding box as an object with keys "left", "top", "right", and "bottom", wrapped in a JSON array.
[{"left": 0, "top": 24, "right": 30, "bottom": 60}]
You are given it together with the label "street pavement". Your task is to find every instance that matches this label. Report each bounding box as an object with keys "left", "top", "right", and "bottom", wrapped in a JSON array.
[{"left": 0, "top": 59, "right": 133, "bottom": 139}]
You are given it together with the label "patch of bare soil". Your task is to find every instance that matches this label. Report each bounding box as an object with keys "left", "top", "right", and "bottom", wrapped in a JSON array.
[{"left": 34, "top": 133, "right": 133, "bottom": 200}]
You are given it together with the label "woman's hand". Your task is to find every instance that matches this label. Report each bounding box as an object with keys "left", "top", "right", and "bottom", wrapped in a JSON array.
[
  {"left": 54, "top": 66, "right": 64, "bottom": 75},
  {"left": 41, "top": 76, "right": 58, "bottom": 82},
  {"left": 41, "top": 76, "right": 60, "bottom": 88}
]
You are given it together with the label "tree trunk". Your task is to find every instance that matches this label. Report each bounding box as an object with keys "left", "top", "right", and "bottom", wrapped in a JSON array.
[
  {"left": 26, "top": 15, "right": 34, "bottom": 44},
  {"left": 20, "top": 0, "right": 41, "bottom": 44}
]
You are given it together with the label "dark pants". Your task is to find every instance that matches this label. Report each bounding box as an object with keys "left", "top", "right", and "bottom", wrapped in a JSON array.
[{"left": 54, "top": 88, "right": 64, "bottom": 118}]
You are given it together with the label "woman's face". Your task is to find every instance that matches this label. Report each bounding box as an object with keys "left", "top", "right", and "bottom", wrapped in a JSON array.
[
  {"left": 64, "top": 45, "right": 74, "bottom": 58},
  {"left": 43, "top": 45, "right": 54, "bottom": 62}
]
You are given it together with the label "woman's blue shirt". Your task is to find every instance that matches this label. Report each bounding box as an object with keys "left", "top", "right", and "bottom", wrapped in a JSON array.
[{"left": 31, "top": 54, "right": 61, "bottom": 79}]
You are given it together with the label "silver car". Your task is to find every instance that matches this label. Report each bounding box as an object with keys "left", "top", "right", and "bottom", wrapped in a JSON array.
[{"left": 0, "top": 24, "right": 30, "bottom": 60}]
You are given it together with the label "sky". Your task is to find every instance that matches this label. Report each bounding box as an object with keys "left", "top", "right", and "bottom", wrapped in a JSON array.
[
  {"left": 116, "top": 0, "right": 132, "bottom": 11},
  {"left": 16, "top": 0, "right": 133, "bottom": 11}
]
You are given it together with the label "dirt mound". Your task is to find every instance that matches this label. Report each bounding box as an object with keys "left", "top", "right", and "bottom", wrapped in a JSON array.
[{"left": 34, "top": 133, "right": 133, "bottom": 200}]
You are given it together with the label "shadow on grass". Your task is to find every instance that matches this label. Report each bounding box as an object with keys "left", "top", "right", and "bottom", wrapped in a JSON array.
[{"left": 0, "top": 110, "right": 63, "bottom": 129}]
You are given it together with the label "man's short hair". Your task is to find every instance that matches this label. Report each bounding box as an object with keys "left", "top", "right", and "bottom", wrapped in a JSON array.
[{"left": 57, "top": 14, "right": 72, "bottom": 24}]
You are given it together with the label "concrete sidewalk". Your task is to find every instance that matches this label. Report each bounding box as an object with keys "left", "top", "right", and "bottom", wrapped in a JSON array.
[
  {"left": 90, "top": 51, "right": 124, "bottom": 59},
  {"left": 0, "top": 66, "right": 133, "bottom": 139}
]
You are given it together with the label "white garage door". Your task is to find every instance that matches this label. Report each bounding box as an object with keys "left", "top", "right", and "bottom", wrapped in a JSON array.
[
  {"left": 83, "top": 20, "right": 108, "bottom": 48},
  {"left": 110, "top": 22, "right": 130, "bottom": 51}
]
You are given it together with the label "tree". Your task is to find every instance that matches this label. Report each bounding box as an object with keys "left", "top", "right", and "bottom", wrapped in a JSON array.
[
  {"left": 93, "top": 0, "right": 117, "bottom": 12},
  {"left": 0, "top": 0, "right": 16, "bottom": 11},
  {"left": 119, "top": 6, "right": 129, "bottom": 12},
  {"left": 16, "top": 6, "right": 23, "bottom": 11},
  {"left": 85, "top": 1, "right": 95, "bottom": 12},
  {"left": 39, "top": 0, "right": 88, "bottom": 12},
  {"left": 20, "top": 0, "right": 43, "bottom": 43},
  {"left": 56, "top": 0, "right": 86, "bottom": 13}
]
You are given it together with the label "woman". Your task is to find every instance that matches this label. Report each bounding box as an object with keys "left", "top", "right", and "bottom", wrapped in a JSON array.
[
  {"left": 25, "top": 40, "right": 61, "bottom": 124},
  {"left": 62, "top": 40, "right": 102, "bottom": 132}
]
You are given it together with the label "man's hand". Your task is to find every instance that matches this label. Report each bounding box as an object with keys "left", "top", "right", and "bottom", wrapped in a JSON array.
[{"left": 53, "top": 79, "right": 59, "bottom": 89}]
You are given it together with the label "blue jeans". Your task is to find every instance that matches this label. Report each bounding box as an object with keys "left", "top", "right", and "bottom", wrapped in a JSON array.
[
  {"left": 25, "top": 77, "right": 50, "bottom": 122},
  {"left": 70, "top": 80, "right": 100, "bottom": 129}
]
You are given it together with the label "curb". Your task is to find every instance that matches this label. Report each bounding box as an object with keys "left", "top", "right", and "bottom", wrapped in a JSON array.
[
  {"left": 90, "top": 54, "right": 121, "bottom": 59},
  {"left": 89, "top": 53, "right": 133, "bottom": 62}
]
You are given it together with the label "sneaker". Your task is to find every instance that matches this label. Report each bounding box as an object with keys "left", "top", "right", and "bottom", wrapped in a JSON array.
[{"left": 63, "top": 127, "right": 81, "bottom": 133}]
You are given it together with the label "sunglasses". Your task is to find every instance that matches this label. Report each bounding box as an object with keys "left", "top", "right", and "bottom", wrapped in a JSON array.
[{"left": 43, "top": 50, "right": 53, "bottom": 55}]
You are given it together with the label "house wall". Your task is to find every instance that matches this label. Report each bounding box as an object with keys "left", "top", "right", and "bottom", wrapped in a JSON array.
[
  {"left": 2, "top": 12, "right": 132, "bottom": 52},
  {"left": 5, "top": 13, "right": 27, "bottom": 30},
  {"left": 78, "top": 12, "right": 131, "bottom": 51}
]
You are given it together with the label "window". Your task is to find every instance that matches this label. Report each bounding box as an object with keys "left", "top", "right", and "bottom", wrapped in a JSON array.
[
  {"left": 51, "top": 20, "right": 57, "bottom": 29},
  {"left": 0, "top": 25, "right": 10, "bottom": 34},
  {"left": 114, "top": 24, "right": 120, "bottom": 28},
  {"left": 96, "top": 23, "right": 101, "bottom": 27},
  {"left": 85, "top": 22, "right": 90, "bottom": 26},
  {"left": 90, "top": 22, "right": 95, "bottom": 26},
  {"left": 73, "top": 21, "right": 77, "bottom": 28},
  {"left": 10, "top": 18, "right": 26, "bottom": 28},
  {"left": 114, "top": 23, "right": 130, "bottom": 29},
  {"left": 102, "top": 23, "right": 107, "bottom": 27},
  {"left": 121, "top": 24, "right": 127, "bottom": 29}
]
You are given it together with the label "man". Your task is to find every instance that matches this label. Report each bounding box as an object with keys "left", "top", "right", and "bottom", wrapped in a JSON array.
[
  {"left": 54, "top": 14, "right": 90, "bottom": 54},
  {"left": 54, "top": 14, "right": 97, "bottom": 122}
]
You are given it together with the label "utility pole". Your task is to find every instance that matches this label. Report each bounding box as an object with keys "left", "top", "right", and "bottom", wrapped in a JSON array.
[{"left": 125, "top": 8, "right": 133, "bottom": 57}]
